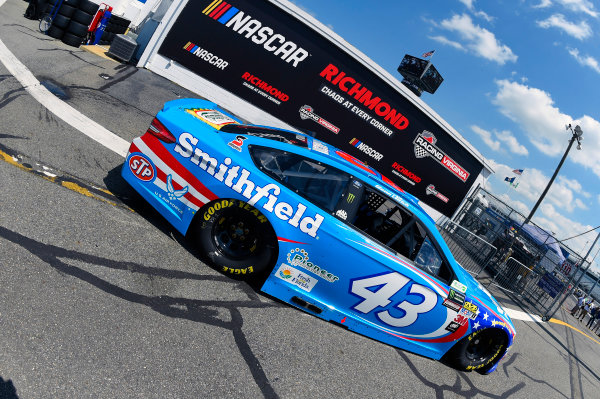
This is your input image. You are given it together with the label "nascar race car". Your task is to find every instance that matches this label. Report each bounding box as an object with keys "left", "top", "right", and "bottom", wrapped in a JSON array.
[{"left": 122, "top": 99, "right": 515, "bottom": 374}]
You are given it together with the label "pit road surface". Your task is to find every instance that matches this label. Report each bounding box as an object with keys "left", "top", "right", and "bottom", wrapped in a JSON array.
[{"left": 1, "top": 1, "right": 599, "bottom": 397}]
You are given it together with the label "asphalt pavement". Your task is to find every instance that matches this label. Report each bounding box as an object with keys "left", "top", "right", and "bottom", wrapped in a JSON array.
[{"left": 0, "top": 0, "right": 599, "bottom": 398}]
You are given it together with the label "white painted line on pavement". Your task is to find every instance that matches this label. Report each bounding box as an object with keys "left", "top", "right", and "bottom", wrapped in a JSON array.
[
  {"left": 0, "top": 0, "right": 129, "bottom": 157},
  {"left": 504, "top": 307, "right": 544, "bottom": 323}
]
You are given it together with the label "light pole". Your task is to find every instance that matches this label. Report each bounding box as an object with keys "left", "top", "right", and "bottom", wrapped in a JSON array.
[{"left": 523, "top": 124, "right": 583, "bottom": 226}]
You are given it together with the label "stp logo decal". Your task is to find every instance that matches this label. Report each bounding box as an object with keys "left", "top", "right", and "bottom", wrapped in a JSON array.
[{"left": 128, "top": 154, "right": 155, "bottom": 182}]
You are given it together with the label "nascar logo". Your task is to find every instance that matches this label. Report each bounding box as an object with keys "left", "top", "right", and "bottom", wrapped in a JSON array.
[
  {"left": 349, "top": 138, "right": 383, "bottom": 161},
  {"left": 413, "top": 131, "right": 469, "bottom": 183},
  {"left": 202, "top": 0, "right": 309, "bottom": 67}
]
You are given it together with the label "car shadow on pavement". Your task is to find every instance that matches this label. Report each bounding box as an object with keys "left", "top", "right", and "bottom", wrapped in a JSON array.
[
  {"left": 0, "top": 376, "right": 19, "bottom": 399},
  {"left": 395, "top": 349, "right": 526, "bottom": 398},
  {"left": 103, "top": 165, "right": 272, "bottom": 290},
  {"left": 0, "top": 224, "right": 281, "bottom": 399}
]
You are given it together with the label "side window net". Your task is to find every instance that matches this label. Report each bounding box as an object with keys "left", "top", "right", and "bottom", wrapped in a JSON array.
[{"left": 350, "top": 188, "right": 452, "bottom": 283}]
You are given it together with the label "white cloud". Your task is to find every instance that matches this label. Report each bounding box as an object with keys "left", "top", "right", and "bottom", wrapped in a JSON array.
[
  {"left": 471, "top": 125, "right": 500, "bottom": 150},
  {"left": 458, "top": 0, "right": 476, "bottom": 9},
  {"left": 496, "top": 131, "right": 529, "bottom": 156},
  {"left": 533, "top": 0, "right": 553, "bottom": 8},
  {"left": 473, "top": 10, "right": 494, "bottom": 22},
  {"left": 535, "top": 204, "right": 595, "bottom": 255},
  {"left": 556, "top": 0, "right": 598, "bottom": 18},
  {"left": 471, "top": 125, "right": 529, "bottom": 155},
  {"left": 493, "top": 80, "right": 571, "bottom": 156},
  {"left": 493, "top": 79, "right": 600, "bottom": 178},
  {"left": 438, "top": 14, "right": 517, "bottom": 64},
  {"left": 568, "top": 48, "right": 600, "bottom": 73},
  {"left": 536, "top": 14, "right": 592, "bottom": 40},
  {"left": 428, "top": 35, "right": 465, "bottom": 51}
]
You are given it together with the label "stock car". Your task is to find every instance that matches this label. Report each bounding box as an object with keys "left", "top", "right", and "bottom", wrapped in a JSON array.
[{"left": 121, "top": 98, "right": 515, "bottom": 374}]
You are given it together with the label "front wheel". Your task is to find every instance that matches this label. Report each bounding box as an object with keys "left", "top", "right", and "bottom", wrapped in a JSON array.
[
  {"left": 192, "top": 199, "right": 278, "bottom": 280},
  {"left": 442, "top": 328, "right": 507, "bottom": 372}
]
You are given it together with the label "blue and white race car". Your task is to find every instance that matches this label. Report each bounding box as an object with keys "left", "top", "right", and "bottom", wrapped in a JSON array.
[{"left": 122, "top": 98, "right": 515, "bottom": 374}]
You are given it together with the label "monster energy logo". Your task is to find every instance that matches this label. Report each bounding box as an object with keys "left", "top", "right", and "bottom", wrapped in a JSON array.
[{"left": 347, "top": 193, "right": 355, "bottom": 203}]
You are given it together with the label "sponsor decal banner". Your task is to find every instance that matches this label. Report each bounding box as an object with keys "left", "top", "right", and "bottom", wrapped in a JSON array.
[
  {"left": 157, "top": 0, "right": 484, "bottom": 216},
  {"left": 275, "top": 264, "right": 318, "bottom": 292}
]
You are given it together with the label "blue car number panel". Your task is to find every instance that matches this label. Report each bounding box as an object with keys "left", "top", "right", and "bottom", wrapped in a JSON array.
[{"left": 122, "top": 99, "right": 515, "bottom": 375}]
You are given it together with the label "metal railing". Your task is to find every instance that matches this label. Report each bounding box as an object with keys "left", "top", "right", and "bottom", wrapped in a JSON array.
[{"left": 438, "top": 220, "right": 497, "bottom": 276}]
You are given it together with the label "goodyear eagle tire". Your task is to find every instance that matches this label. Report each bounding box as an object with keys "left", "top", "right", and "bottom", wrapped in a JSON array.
[
  {"left": 194, "top": 199, "right": 277, "bottom": 280},
  {"left": 443, "top": 328, "right": 507, "bottom": 373}
]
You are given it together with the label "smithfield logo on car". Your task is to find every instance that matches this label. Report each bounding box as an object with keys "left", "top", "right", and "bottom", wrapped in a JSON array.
[
  {"left": 202, "top": 0, "right": 309, "bottom": 67},
  {"left": 299, "top": 105, "right": 340, "bottom": 134},
  {"left": 128, "top": 154, "right": 155, "bottom": 182},
  {"left": 349, "top": 138, "right": 383, "bottom": 161},
  {"left": 413, "top": 131, "right": 470, "bottom": 183},
  {"left": 287, "top": 248, "right": 339, "bottom": 283},
  {"left": 174, "top": 133, "right": 324, "bottom": 238}
]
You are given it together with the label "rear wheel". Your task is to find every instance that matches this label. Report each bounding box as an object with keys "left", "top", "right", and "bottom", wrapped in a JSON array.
[
  {"left": 192, "top": 199, "right": 277, "bottom": 280},
  {"left": 442, "top": 328, "right": 507, "bottom": 372}
]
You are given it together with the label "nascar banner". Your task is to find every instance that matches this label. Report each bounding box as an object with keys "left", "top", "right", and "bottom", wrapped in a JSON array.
[{"left": 157, "top": 0, "right": 484, "bottom": 216}]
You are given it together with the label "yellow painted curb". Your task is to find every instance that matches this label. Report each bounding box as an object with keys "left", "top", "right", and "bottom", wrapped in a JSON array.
[{"left": 549, "top": 318, "right": 600, "bottom": 345}]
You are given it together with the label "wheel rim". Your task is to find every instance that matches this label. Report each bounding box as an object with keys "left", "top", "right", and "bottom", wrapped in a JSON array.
[
  {"left": 212, "top": 209, "right": 261, "bottom": 260},
  {"left": 465, "top": 330, "right": 502, "bottom": 362}
]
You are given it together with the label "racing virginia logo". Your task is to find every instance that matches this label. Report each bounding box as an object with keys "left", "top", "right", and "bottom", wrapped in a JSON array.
[
  {"left": 202, "top": 0, "right": 309, "bottom": 67},
  {"left": 413, "top": 131, "right": 470, "bottom": 182},
  {"left": 299, "top": 105, "right": 340, "bottom": 134},
  {"left": 425, "top": 184, "right": 449, "bottom": 203}
]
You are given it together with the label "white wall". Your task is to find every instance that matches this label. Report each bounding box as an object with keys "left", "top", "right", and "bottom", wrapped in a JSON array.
[{"left": 88, "top": 0, "right": 159, "bottom": 22}]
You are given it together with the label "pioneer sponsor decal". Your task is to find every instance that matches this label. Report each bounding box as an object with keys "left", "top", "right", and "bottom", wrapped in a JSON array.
[
  {"left": 241, "top": 72, "right": 289, "bottom": 105},
  {"left": 391, "top": 162, "right": 421, "bottom": 186},
  {"left": 174, "top": 132, "right": 324, "bottom": 237},
  {"left": 349, "top": 138, "right": 383, "bottom": 161},
  {"left": 320, "top": 63, "right": 409, "bottom": 135},
  {"left": 299, "top": 105, "right": 340, "bottom": 134},
  {"left": 426, "top": 184, "right": 449, "bottom": 203},
  {"left": 202, "top": 0, "right": 309, "bottom": 67},
  {"left": 413, "top": 131, "right": 470, "bottom": 182},
  {"left": 183, "top": 42, "right": 229, "bottom": 70}
]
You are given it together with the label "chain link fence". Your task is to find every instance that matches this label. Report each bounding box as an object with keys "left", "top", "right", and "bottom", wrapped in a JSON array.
[{"left": 438, "top": 186, "right": 593, "bottom": 319}]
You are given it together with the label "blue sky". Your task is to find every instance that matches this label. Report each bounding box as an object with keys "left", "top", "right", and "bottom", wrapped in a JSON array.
[{"left": 292, "top": 0, "right": 600, "bottom": 272}]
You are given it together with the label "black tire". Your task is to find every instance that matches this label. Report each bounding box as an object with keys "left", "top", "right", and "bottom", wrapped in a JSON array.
[
  {"left": 51, "top": 13, "right": 70, "bottom": 29},
  {"left": 109, "top": 14, "right": 129, "bottom": 26},
  {"left": 66, "top": 20, "right": 88, "bottom": 36},
  {"left": 72, "top": 9, "right": 93, "bottom": 25},
  {"left": 62, "top": 0, "right": 81, "bottom": 6},
  {"left": 61, "top": 31, "right": 85, "bottom": 47},
  {"left": 47, "top": 24, "right": 64, "bottom": 39},
  {"left": 57, "top": 4, "right": 76, "bottom": 17},
  {"left": 442, "top": 328, "right": 508, "bottom": 373},
  {"left": 78, "top": 0, "right": 98, "bottom": 14},
  {"left": 192, "top": 199, "right": 278, "bottom": 280}
]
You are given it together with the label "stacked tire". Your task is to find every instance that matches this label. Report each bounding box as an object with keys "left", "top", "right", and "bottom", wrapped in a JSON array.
[
  {"left": 62, "top": 0, "right": 98, "bottom": 47},
  {"left": 99, "top": 14, "right": 130, "bottom": 46},
  {"left": 45, "top": 0, "right": 79, "bottom": 40}
]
